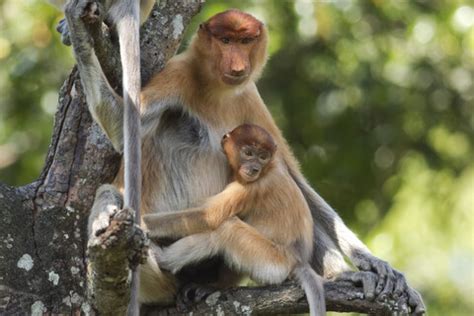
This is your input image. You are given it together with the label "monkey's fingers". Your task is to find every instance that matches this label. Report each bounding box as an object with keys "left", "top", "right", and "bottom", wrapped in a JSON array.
[
  {"left": 393, "top": 270, "right": 407, "bottom": 299},
  {"left": 377, "top": 269, "right": 395, "bottom": 302},
  {"left": 353, "top": 253, "right": 393, "bottom": 298},
  {"left": 406, "top": 286, "right": 426, "bottom": 315},
  {"left": 176, "top": 283, "right": 217, "bottom": 312},
  {"left": 79, "top": 1, "right": 101, "bottom": 24},
  {"left": 336, "top": 271, "right": 377, "bottom": 301},
  {"left": 56, "top": 19, "right": 72, "bottom": 46}
]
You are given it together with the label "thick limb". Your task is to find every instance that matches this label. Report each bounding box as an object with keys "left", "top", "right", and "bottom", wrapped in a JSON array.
[
  {"left": 157, "top": 217, "right": 295, "bottom": 285},
  {"left": 64, "top": 0, "right": 124, "bottom": 152},
  {"left": 216, "top": 217, "right": 295, "bottom": 284},
  {"left": 87, "top": 185, "right": 149, "bottom": 313},
  {"left": 88, "top": 184, "right": 123, "bottom": 237},
  {"left": 144, "top": 208, "right": 212, "bottom": 240},
  {"left": 144, "top": 183, "right": 248, "bottom": 239}
]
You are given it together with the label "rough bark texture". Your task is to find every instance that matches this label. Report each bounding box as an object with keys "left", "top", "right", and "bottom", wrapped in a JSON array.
[
  {"left": 0, "top": 2, "right": 202, "bottom": 314},
  {"left": 141, "top": 281, "right": 394, "bottom": 315},
  {"left": 0, "top": 1, "right": 400, "bottom": 315}
]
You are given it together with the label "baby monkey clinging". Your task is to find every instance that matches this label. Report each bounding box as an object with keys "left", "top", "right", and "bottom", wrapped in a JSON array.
[{"left": 144, "top": 124, "right": 326, "bottom": 316}]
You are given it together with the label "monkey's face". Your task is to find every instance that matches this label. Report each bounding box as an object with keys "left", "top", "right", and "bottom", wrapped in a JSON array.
[
  {"left": 237, "top": 145, "right": 272, "bottom": 183},
  {"left": 199, "top": 9, "right": 264, "bottom": 86},
  {"left": 222, "top": 124, "right": 276, "bottom": 183},
  {"left": 222, "top": 134, "right": 272, "bottom": 183},
  {"left": 214, "top": 38, "right": 256, "bottom": 85}
]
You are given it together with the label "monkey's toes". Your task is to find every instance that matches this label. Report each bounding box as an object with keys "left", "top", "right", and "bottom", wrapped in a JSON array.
[
  {"left": 80, "top": 1, "right": 101, "bottom": 24},
  {"left": 176, "top": 283, "right": 218, "bottom": 312}
]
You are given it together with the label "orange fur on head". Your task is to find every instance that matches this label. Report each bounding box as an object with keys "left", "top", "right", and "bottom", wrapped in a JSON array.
[
  {"left": 190, "top": 9, "right": 268, "bottom": 87},
  {"left": 223, "top": 124, "right": 277, "bottom": 154},
  {"left": 201, "top": 9, "right": 262, "bottom": 40}
]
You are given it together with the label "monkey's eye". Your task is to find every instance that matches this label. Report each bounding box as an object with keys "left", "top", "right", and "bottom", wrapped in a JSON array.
[
  {"left": 222, "top": 133, "right": 230, "bottom": 140},
  {"left": 259, "top": 154, "right": 269, "bottom": 161},
  {"left": 241, "top": 37, "right": 254, "bottom": 44},
  {"left": 243, "top": 149, "right": 253, "bottom": 157},
  {"left": 220, "top": 37, "right": 230, "bottom": 44}
]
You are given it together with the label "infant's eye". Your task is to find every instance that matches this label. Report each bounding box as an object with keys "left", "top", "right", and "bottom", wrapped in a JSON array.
[
  {"left": 244, "top": 150, "right": 253, "bottom": 157},
  {"left": 221, "top": 37, "right": 230, "bottom": 44},
  {"left": 241, "top": 37, "right": 253, "bottom": 44}
]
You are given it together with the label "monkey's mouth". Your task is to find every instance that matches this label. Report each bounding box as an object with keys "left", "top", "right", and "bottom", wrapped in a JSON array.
[
  {"left": 223, "top": 73, "right": 248, "bottom": 85},
  {"left": 240, "top": 169, "right": 260, "bottom": 183}
]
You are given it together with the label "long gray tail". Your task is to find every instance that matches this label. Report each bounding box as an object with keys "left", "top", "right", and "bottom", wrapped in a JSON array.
[
  {"left": 115, "top": 0, "right": 142, "bottom": 315},
  {"left": 293, "top": 264, "right": 326, "bottom": 316},
  {"left": 117, "top": 1, "right": 142, "bottom": 215}
]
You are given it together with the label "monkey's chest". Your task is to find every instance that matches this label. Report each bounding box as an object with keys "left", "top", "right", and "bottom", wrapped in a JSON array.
[{"left": 143, "top": 107, "right": 231, "bottom": 213}]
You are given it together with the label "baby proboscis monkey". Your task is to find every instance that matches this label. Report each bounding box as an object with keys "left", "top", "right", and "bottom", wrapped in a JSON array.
[{"left": 144, "top": 124, "right": 326, "bottom": 316}]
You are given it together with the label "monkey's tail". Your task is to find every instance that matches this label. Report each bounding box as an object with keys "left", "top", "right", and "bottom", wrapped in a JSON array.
[
  {"left": 114, "top": 1, "right": 142, "bottom": 315},
  {"left": 117, "top": 0, "right": 142, "bottom": 215},
  {"left": 293, "top": 264, "right": 326, "bottom": 316}
]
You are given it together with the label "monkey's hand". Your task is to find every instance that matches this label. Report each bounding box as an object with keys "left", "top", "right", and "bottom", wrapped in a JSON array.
[
  {"left": 56, "top": 18, "right": 72, "bottom": 46},
  {"left": 65, "top": 0, "right": 102, "bottom": 25},
  {"left": 64, "top": 0, "right": 103, "bottom": 58},
  {"left": 351, "top": 251, "right": 426, "bottom": 315}
]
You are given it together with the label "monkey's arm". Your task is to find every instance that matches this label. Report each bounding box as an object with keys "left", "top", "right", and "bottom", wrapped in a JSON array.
[
  {"left": 144, "top": 208, "right": 210, "bottom": 240},
  {"left": 144, "top": 183, "right": 249, "bottom": 239},
  {"left": 64, "top": 2, "right": 125, "bottom": 152}
]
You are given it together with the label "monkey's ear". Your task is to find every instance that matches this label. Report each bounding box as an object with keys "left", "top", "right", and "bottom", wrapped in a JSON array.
[{"left": 221, "top": 133, "right": 231, "bottom": 148}]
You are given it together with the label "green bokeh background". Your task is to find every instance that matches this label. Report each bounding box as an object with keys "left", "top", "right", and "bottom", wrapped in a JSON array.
[{"left": 0, "top": 0, "right": 472, "bottom": 315}]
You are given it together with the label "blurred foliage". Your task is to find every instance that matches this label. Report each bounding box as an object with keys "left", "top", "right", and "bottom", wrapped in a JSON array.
[{"left": 0, "top": 0, "right": 472, "bottom": 315}]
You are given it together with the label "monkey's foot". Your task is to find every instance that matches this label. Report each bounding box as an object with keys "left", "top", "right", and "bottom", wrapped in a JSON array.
[
  {"left": 176, "top": 283, "right": 218, "bottom": 312},
  {"left": 87, "top": 207, "right": 149, "bottom": 269},
  {"left": 351, "top": 251, "right": 426, "bottom": 315}
]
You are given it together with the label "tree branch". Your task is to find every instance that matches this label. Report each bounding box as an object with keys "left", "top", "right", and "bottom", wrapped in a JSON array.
[
  {"left": 0, "top": 1, "right": 416, "bottom": 315},
  {"left": 142, "top": 280, "right": 396, "bottom": 315},
  {"left": 0, "top": 1, "right": 202, "bottom": 314}
]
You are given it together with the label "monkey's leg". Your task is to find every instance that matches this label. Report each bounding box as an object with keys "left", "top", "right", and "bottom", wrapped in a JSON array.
[
  {"left": 292, "top": 171, "right": 426, "bottom": 314},
  {"left": 139, "top": 243, "right": 178, "bottom": 304},
  {"left": 311, "top": 222, "right": 351, "bottom": 279},
  {"left": 88, "top": 184, "right": 149, "bottom": 269},
  {"left": 154, "top": 233, "right": 219, "bottom": 273},
  {"left": 87, "top": 185, "right": 150, "bottom": 313},
  {"left": 152, "top": 235, "right": 240, "bottom": 311},
  {"left": 64, "top": 0, "right": 125, "bottom": 152},
  {"left": 215, "top": 217, "right": 296, "bottom": 284},
  {"left": 88, "top": 184, "right": 123, "bottom": 237},
  {"left": 88, "top": 186, "right": 177, "bottom": 305}
]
